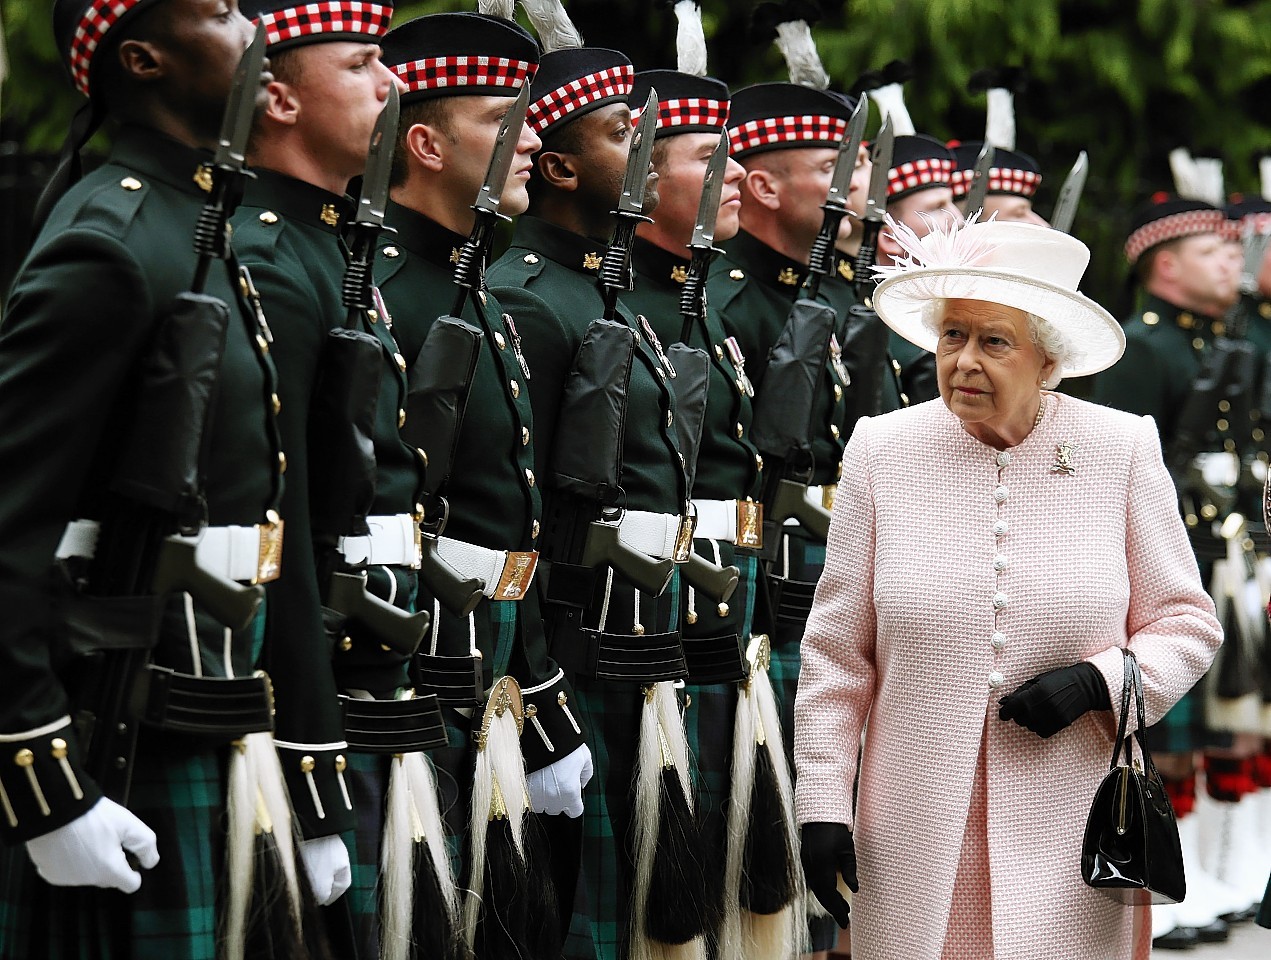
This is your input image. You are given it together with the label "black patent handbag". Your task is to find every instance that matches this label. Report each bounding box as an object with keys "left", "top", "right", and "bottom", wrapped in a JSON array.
[{"left": 1080, "top": 650, "right": 1186, "bottom": 905}]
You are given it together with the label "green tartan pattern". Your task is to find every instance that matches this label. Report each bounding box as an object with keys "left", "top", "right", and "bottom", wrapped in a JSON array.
[
  {"left": 337, "top": 751, "right": 389, "bottom": 960},
  {"left": 563, "top": 577, "right": 681, "bottom": 960}
]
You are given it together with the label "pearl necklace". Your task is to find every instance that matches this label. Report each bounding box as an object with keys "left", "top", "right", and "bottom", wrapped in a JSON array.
[{"left": 1033, "top": 394, "right": 1048, "bottom": 428}]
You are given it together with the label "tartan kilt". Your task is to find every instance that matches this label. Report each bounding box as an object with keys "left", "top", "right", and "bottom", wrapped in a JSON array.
[
  {"left": 563, "top": 575, "right": 682, "bottom": 960},
  {"left": 0, "top": 599, "right": 268, "bottom": 960}
]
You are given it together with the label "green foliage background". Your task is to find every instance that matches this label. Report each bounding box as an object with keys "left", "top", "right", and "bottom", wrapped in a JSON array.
[{"left": 3, "top": 0, "right": 1271, "bottom": 311}]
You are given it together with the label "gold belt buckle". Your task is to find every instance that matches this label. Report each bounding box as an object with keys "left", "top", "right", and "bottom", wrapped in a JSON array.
[
  {"left": 494, "top": 551, "right": 539, "bottom": 601},
  {"left": 673, "top": 513, "right": 697, "bottom": 562},
  {"left": 821, "top": 485, "right": 836, "bottom": 512},
  {"left": 735, "top": 500, "right": 764, "bottom": 549},
  {"left": 255, "top": 512, "right": 284, "bottom": 584}
]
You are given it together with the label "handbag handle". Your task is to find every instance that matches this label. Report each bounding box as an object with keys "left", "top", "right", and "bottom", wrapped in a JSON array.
[{"left": 1108, "top": 649, "right": 1164, "bottom": 785}]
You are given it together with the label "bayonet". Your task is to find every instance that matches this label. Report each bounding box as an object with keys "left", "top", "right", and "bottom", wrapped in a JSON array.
[
  {"left": 852, "top": 115, "right": 894, "bottom": 298},
  {"left": 452, "top": 83, "right": 532, "bottom": 313},
  {"left": 678, "top": 133, "right": 729, "bottom": 342},
  {"left": 1241, "top": 219, "right": 1271, "bottom": 298},
  {"left": 599, "top": 87, "right": 659, "bottom": 321},
  {"left": 342, "top": 85, "right": 400, "bottom": 321},
  {"left": 805, "top": 96, "right": 868, "bottom": 299},
  {"left": 191, "top": 23, "right": 267, "bottom": 292},
  {"left": 962, "top": 141, "right": 994, "bottom": 221},
  {"left": 1050, "top": 150, "right": 1088, "bottom": 235}
]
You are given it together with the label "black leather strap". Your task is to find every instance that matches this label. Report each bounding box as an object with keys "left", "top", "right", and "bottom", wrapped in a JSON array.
[
  {"left": 340, "top": 694, "right": 447, "bottom": 753},
  {"left": 139, "top": 666, "right": 273, "bottom": 737}
]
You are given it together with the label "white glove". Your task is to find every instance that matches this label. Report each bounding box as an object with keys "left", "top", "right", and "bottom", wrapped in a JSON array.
[
  {"left": 25, "top": 797, "right": 159, "bottom": 893},
  {"left": 527, "top": 744, "right": 594, "bottom": 818},
  {"left": 298, "top": 834, "right": 351, "bottom": 906}
]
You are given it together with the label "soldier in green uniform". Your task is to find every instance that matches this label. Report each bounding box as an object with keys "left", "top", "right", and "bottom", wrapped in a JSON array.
[
  {"left": 485, "top": 42, "right": 698, "bottom": 960},
  {"left": 375, "top": 11, "right": 592, "bottom": 952},
  {"left": 1092, "top": 195, "right": 1248, "bottom": 946},
  {"left": 231, "top": 0, "right": 412, "bottom": 926},
  {"left": 0, "top": 1, "right": 298, "bottom": 957},
  {"left": 623, "top": 60, "right": 777, "bottom": 948}
]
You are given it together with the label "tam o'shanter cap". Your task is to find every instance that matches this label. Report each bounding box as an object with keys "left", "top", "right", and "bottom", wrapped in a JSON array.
[
  {"left": 1227, "top": 194, "right": 1271, "bottom": 234},
  {"left": 631, "top": 71, "right": 729, "bottom": 138},
  {"left": 949, "top": 142, "right": 1042, "bottom": 201},
  {"left": 239, "top": 0, "right": 393, "bottom": 53},
  {"left": 873, "top": 217, "right": 1124, "bottom": 379},
  {"left": 380, "top": 13, "right": 539, "bottom": 104},
  {"left": 527, "top": 48, "right": 634, "bottom": 137},
  {"left": 726, "top": 83, "right": 852, "bottom": 158},
  {"left": 887, "top": 134, "right": 955, "bottom": 202},
  {"left": 1124, "top": 194, "right": 1225, "bottom": 265},
  {"left": 55, "top": 0, "right": 167, "bottom": 97}
]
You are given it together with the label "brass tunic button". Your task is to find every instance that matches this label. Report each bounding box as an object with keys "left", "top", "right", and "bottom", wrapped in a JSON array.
[
  {"left": 525, "top": 704, "right": 538, "bottom": 717},
  {"left": 687, "top": 610, "right": 698, "bottom": 625},
  {"left": 715, "top": 344, "right": 725, "bottom": 361},
  {"left": 510, "top": 380, "right": 520, "bottom": 398},
  {"left": 120, "top": 177, "right": 142, "bottom": 191},
  {"left": 522, "top": 427, "right": 530, "bottom": 446},
  {"left": 14, "top": 748, "right": 34, "bottom": 767},
  {"left": 900, "top": 392, "right": 910, "bottom": 405},
  {"left": 335, "top": 756, "right": 347, "bottom": 772},
  {"left": 1178, "top": 312, "right": 1195, "bottom": 329},
  {"left": 892, "top": 358, "right": 902, "bottom": 374},
  {"left": 300, "top": 756, "right": 316, "bottom": 773},
  {"left": 51, "top": 738, "right": 68, "bottom": 759},
  {"left": 717, "top": 602, "right": 730, "bottom": 617},
  {"left": 523, "top": 254, "right": 540, "bottom": 264},
  {"left": 666, "top": 411, "right": 674, "bottom": 428},
  {"left": 830, "top": 424, "right": 841, "bottom": 439},
  {"left": 1254, "top": 428, "right": 1266, "bottom": 442},
  {"left": 736, "top": 422, "right": 744, "bottom": 439},
  {"left": 557, "top": 692, "right": 568, "bottom": 706},
  {"left": 278, "top": 451, "right": 288, "bottom": 474},
  {"left": 1218, "top": 400, "right": 1231, "bottom": 412},
  {"left": 1192, "top": 337, "right": 1204, "bottom": 350},
  {"left": 755, "top": 454, "right": 764, "bottom": 471},
  {"left": 367, "top": 308, "right": 378, "bottom": 324},
  {"left": 416, "top": 448, "right": 429, "bottom": 467},
  {"left": 532, "top": 520, "right": 540, "bottom": 539},
  {"left": 834, "top": 384, "right": 843, "bottom": 401},
  {"left": 1217, "top": 418, "right": 1229, "bottom": 432},
  {"left": 382, "top": 245, "right": 399, "bottom": 258},
  {"left": 1142, "top": 311, "right": 1159, "bottom": 326},
  {"left": 395, "top": 353, "right": 407, "bottom": 372},
  {"left": 729, "top": 269, "right": 745, "bottom": 281},
  {"left": 478, "top": 291, "right": 487, "bottom": 305},
  {"left": 258, "top": 210, "right": 279, "bottom": 225},
  {"left": 256, "top": 334, "right": 270, "bottom": 354},
  {"left": 495, "top": 331, "right": 507, "bottom": 350},
  {"left": 271, "top": 393, "right": 282, "bottom": 415},
  {"left": 398, "top": 409, "right": 407, "bottom": 428},
  {"left": 340, "top": 636, "right": 353, "bottom": 651},
  {"left": 525, "top": 468, "right": 535, "bottom": 487}
]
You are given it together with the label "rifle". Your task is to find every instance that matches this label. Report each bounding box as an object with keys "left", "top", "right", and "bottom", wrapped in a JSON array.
[
  {"left": 803, "top": 98, "right": 867, "bottom": 302},
  {"left": 313, "top": 85, "right": 429, "bottom": 656},
  {"left": 672, "top": 134, "right": 740, "bottom": 603},
  {"left": 78, "top": 30, "right": 271, "bottom": 802}
]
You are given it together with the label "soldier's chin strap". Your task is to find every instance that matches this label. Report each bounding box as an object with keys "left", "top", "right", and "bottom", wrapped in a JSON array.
[{"left": 32, "top": 99, "right": 106, "bottom": 238}]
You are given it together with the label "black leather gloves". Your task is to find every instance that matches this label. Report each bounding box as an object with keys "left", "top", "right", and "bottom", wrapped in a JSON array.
[
  {"left": 799, "top": 821, "right": 858, "bottom": 929},
  {"left": 998, "top": 661, "right": 1112, "bottom": 738}
]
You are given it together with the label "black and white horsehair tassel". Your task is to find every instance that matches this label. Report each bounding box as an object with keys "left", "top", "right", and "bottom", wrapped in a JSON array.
[
  {"left": 720, "top": 635, "right": 808, "bottom": 960},
  {"left": 630, "top": 681, "right": 710, "bottom": 960},
  {"left": 225, "top": 731, "right": 307, "bottom": 960},
  {"left": 477, "top": 0, "right": 516, "bottom": 19},
  {"left": 464, "top": 676, "right": 562, "bottom": 960},
  {"left": 380, "top": 751, "right": 461, "bottom": 960},
  {"left": 673, "top": 1, "right": 708, "bottom": 77}
]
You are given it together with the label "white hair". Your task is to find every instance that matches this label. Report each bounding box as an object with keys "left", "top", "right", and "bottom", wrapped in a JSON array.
[{"left": 920, "top": 298, "right": 1071, "bottom": 374}]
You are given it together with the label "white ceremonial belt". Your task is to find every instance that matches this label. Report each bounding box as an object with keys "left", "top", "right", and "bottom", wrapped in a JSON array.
[
  {"left": 615, "top": 510, "right": 683, "bottom": 560},
  {"left": 56, "top": 519, "right": 279, "bottom": 584},
  {"left": 691, "top": 498, "right": 764, "bottom": 549},
  {"left": 691, "top": 499, "right": 739, "bottom": 542},
  {"left": 338, "top": 514, "right": 421, "bottom": 569},
  {"left": 435, "top": 537, "right": 538, "bottom": 601}
]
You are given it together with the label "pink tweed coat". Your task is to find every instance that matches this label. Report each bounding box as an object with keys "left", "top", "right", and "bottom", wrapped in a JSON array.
[{"left": 794, "top": 393, "right": 1222, "bottom": 960}]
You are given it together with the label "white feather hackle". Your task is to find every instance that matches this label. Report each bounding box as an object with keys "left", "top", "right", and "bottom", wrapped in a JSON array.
[
  {"left": 478, "top": 0, "right": 516, "bottom": 18},
  {"left": 674, "top": 1, "right": 708, "bottom": 77},
  {"left": 867, "top": 82, "right": 915, "bottom": 136},
  {"left": 629, "top": 681, "right": 706, "bottom": 960},
  {"left": 774, "top": 20, "right": 829, "bottom": 90},
  {"left": 984, "top": 87, "right": 1015, "bottom": 151},
  {"left": 1261, "top": 157, "right": 1271, "bottom": 203},
  {"left": 518, "top": 0, "right": 583, "bottom": 52},
  {"left": 872, "top": 211, "right": 997, "bottom": 281},
  {"left": 462, "top": 708, "right": 532, "bottom": 949},
  {"left": 1170, "top": 148, "right": 1225, "bottom": 206}
]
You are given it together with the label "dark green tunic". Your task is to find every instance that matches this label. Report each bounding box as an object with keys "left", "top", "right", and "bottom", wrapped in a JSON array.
[
  {"left": 232, "top": 170, "right": 424, "bottom": 837},
  {"left": 0, "top": 126, "right": 280, "bottom": 959}
]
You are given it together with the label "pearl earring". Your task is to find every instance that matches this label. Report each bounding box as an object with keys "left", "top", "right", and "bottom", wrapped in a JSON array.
[{"left": 1041, "top": 380, "right": 1049, "bottom": 389}]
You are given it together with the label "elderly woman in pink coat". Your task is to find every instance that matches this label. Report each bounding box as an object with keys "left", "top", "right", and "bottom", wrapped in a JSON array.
[{"left": 793, "top": 218, "right": 1223, "bottom": 960}]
